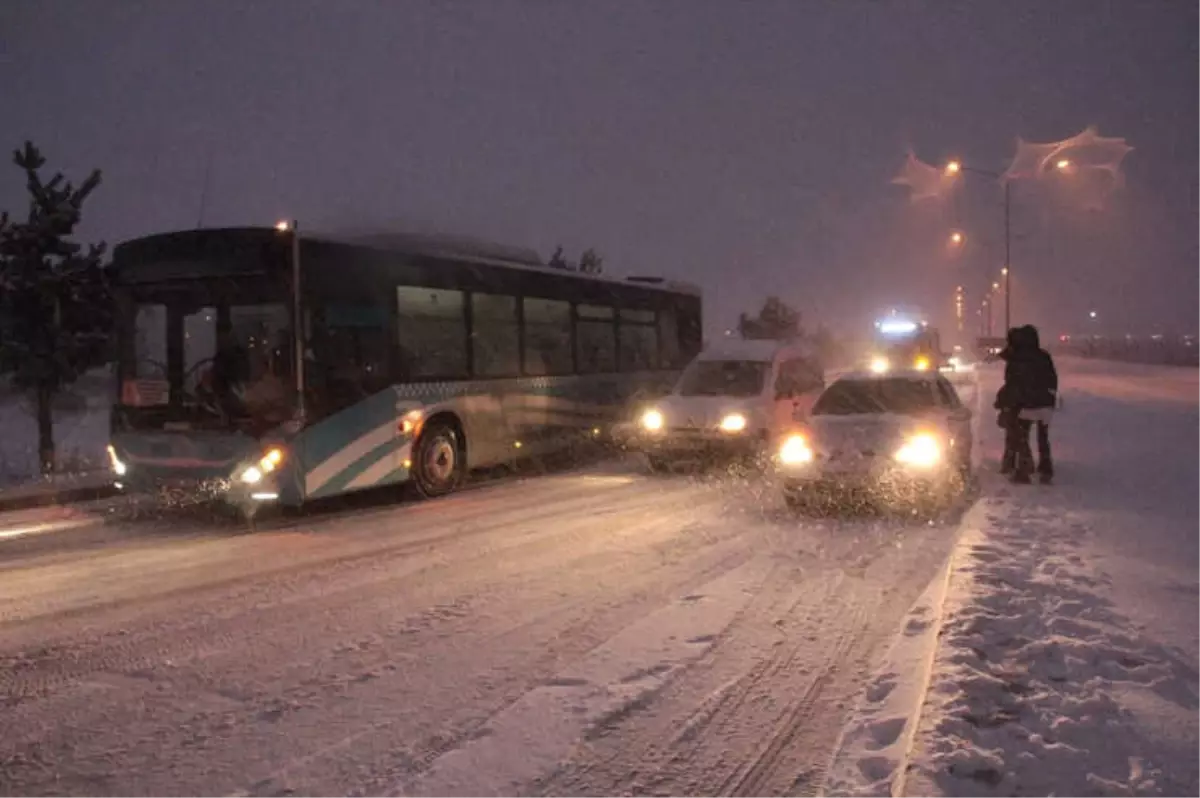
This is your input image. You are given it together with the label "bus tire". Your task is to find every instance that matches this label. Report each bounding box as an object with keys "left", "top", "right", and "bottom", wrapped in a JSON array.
[{"left": 413, "top": 420, "right": 464, "bottom": 498}]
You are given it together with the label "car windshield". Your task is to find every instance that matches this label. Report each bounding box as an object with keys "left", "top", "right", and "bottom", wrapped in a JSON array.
[
  {"left": 812, "top": 378, "right": 938, "bottom": 416},
  {"left": 675, "top": 360, "right": 767, "bottom": 398}
]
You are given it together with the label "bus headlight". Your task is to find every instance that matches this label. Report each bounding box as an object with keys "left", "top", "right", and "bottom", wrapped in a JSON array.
[
  {"left": 719, "top": 413, "right": 747, "bottom": 433},
  {"left": 779, "top": 434, "right": 814, "bottom": 465},
  {"left": 641, "top": 409, "right": 665, "bottom": 431},
  {"left": 870, "top": 356, "right": 890, "bottom": 374},
  {"left": 239, "top": 447, "right": 285, "bottom": 484},
  {"left": 894, "top": 433, "right": 941, "bottom": 468}
]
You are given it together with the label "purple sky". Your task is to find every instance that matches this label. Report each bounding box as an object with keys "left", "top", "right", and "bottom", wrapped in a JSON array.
[{"left": 2, "top": 0, "right": 1196, "bottom": 339}]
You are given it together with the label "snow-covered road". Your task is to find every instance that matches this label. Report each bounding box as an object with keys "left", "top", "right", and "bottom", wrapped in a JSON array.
[{"left": 0, "top": 442, "right": 973, "bottom": 795}]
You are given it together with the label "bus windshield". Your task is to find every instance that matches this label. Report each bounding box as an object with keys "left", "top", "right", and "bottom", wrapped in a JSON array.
[{"left": 117, "top": 278, "right": 295, "bottom": 434}]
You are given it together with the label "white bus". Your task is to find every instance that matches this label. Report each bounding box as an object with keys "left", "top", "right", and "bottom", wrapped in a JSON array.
[{"left": 108, "top": 227, "right": 702, "bottom": 509}]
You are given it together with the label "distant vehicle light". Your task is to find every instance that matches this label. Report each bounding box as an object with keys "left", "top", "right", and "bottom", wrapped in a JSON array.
[
  {"left": 779, "top": 434, "right": 814, "bottom": 465},
  {"left": 894, "top": 433, "right": 941, "bottom": 468},
  {"left": 870, "top": 357, "right": 890, "bottom": 374},
  {"left": 914, "top": 356, "right": 931, "bottom": 371},
  {"left": 642, "top": 409, "right": 665, "bottom": 431},
  {"left": 240, "top": 466, "right": 263, "bottom": 484},
  {"left": 719, "top": 413, "right": 747, "bottom": 433},
  {"left": 879, "top": 320, "right": 919, "bottom": 336}
]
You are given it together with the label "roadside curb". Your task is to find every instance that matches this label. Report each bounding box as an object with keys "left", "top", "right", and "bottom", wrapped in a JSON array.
[{"left": 0, "top": 478, "right": 118, "bottom": 514}]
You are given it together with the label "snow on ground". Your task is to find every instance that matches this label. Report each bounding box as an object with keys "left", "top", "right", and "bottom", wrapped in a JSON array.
[
  {"left": 885, "top": 357, "right": 1199, "bottom": 797},
  {"left": 0, "top": 367, "right": 113, "bottom": 484}
]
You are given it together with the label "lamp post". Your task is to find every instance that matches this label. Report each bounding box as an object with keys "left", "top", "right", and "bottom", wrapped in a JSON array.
[
  {"left": 945, "top": 160, "right": 1011, "bottom": 330},
  {"left": 944, "top": 157, "right": 1071, "bottom": 334},
  {"left": 276, "top": 219, "right": 305, "bottom": 424}
]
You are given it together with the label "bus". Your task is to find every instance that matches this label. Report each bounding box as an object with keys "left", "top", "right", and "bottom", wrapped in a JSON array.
[
  {"left": 107, "top": 227, "right": 702, "bottom": 512},
  {"left": 866, "top": 313, "right": 945, "bottom": 373}
]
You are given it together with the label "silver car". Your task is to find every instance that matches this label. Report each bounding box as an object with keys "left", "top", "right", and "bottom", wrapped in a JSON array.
[{"left": 776, "top": 370, "right": 973, "bottom": 511}]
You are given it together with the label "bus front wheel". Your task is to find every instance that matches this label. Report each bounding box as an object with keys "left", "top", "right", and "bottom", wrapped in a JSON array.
[{"left": 413, "top": 421, "right": 464, "bottom": 498}]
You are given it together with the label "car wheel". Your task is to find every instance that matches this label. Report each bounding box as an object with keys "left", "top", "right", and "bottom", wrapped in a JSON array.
[{"left": 414, "top": 421, "right": 464, "bottom": 498}]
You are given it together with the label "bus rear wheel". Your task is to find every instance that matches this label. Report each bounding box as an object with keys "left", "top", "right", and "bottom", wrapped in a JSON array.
[{"left": 413, "top": 421, "right": 464, "bottom": 498}]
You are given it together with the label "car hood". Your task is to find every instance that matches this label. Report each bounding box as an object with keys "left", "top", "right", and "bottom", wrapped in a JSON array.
[
  {"left": 655, "top": 395, "right": 761, "bottom": 430},
  {"left": 806, "top": 412, "right": 949, "bottom": 459}
]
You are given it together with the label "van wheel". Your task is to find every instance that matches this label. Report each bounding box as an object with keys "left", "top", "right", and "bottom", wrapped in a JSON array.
[
  {"left": 645, "top": 454, "right": 673, "bottom": 474},
  {"left": 414, "top": 421, "right": 464, "bottom": 498}
]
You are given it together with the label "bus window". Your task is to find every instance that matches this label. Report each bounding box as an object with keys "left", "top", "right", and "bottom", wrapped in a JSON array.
[
  {"left": 133, "top": 304, "right": 168, "bottom": 378},
  {"left": 619, "top": 308, "right": 659, "bottom": 372},
  {"left": 308, "top": 303, "right": 391, "bottom": 417},
  {"left": 471, "top": 293, "right": 520, "bottom": 377},
  {"left": 576, "top": 304, "right": 616, "bottom": 374},
  {"left": 396, "top": 286, "right": 468, "bottom": 379},
  {"left": 523, "top": 297, "right": 572, "bottom": 376},
  {"left": 658, "top": 307, "right": 681, "bottom": 368}
]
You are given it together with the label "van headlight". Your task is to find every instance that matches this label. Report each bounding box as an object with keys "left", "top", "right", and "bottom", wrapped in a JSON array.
[
  {"left": 641, "top": 409, "right": 665, "bottom": 431},
  {"left": 239, "top": 447, "right": 285, "bottom": 484},
  {"left": 106, "top": 444, "right": 127, "bottom": 476},
  {"left": 719, "top": 413, "right": 747, "bottom": 433},
  {"left": 779, "top": 434, "right": 814, "bottom": 465},
  {"left": 894, "top": 433, "right": 941, "bottom": 468}
]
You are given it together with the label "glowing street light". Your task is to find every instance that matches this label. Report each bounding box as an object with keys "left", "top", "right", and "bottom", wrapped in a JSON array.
[
  {"left": 993, "top": 282, "right": 1000, "bottom": 290},
  {"left": 945, "top": 160, "right": 962, "bottom": 176},
  {"left": 949, "top": 231, "right": 965, "bottom": 245},
  {"left": 1055, "top": 158, "right": 1071, "bottom": 171},
  {"left": 275, "top": 220, "right": 292, "bottom": 232},
  {"left": 1001, "top": 266, "right": 1009, "bottom": 276},
  {"left": 1089, "top": 310, "right": 1098, "bottom": 319}
]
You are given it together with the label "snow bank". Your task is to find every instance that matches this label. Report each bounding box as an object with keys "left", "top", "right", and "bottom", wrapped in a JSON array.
[
  {"left": 0, "top": 368, "right": 113, "bottom": 485},
  {"left": 903, "top": 360, "right": 1199, "bottom": 796}
]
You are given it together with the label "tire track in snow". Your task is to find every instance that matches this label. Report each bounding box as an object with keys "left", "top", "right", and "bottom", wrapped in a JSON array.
[{"left": 0, "top": 479, "right": 712, "bottom": 702}]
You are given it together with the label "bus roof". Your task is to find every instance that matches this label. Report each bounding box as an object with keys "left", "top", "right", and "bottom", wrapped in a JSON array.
[{"left": 112, "top": 227, "right": 702, "bottom": 297}]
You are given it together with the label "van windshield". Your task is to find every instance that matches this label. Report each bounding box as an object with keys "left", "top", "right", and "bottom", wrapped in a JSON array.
[{"left": 676, "top": 360, "right": 767, "bottom": 398}]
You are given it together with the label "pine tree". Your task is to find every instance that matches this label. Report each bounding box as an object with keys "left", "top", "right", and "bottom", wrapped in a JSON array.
[
  {"left": 578, "top": 248, "right": 604, "bottom": 275},
  {"left": 547, "top": 245, "right": 570, "bottom": 270},
  {"left": 737, "top": 296, "right": 802, "bottom": 340},
  {"left": 0, "top": 142, "right": 110, "bottom": 475}
]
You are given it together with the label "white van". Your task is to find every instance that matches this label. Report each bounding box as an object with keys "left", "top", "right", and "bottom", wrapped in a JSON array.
[{"left": 630, "top": 339, "right": 825, "bottom": 471}]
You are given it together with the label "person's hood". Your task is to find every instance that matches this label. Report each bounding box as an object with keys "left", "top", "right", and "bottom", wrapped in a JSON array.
[{"left": 1020, "top": 324, "right": 1041, "bottom": 349}]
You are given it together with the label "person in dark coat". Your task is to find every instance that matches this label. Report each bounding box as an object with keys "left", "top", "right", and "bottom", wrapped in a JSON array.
[
  {"left": 994, "top": 328, "right": 1023, "bottom": 475},
  {"left": 995, "top": 325, "right": 1057, "bottom": 483}
]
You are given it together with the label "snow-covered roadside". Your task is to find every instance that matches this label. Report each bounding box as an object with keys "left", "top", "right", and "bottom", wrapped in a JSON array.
[
  {"left": 822, "top": 530, "right": 958, "bottom": 797},
  {"left": 901, "top": 359, "right": 1199, "bottom": 796},
  {"left": 0, "top": 367, "right": 113, "bottom": 485}
]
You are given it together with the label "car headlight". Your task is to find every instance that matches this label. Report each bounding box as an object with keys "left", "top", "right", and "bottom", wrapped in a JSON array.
[
  {"left": 779, "top": 434, "right": 814, "bottom": 465},
  {"left": 914, "top": 356, "right": 931, "bottom": 371},
  {"left": 642, "top": 409, "right": 665, "bottom": 431},
  {"left": 894, "top": 433, "right": 941, "bottom": 468},
  {"left": 239, "top": 447, "right": 285, "bottom": 484},
  {"left": 870, "top": 356, "right": 889, "bottom": 374},
  {"left": 719, "top": 413, "right": 747, "bottom": 433}
]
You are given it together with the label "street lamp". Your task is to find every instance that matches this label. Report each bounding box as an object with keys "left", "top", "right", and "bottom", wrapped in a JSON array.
[
  {"left": 276, "top": 218, "right": 305, "bottom": 422},
  {"left": 945, "top": 160, "right": 1012, "bottom": 331},
  {"left": 1055, "top": 159, "right": 1071, "bottom": 171},
  {"left": 949, "top": 230, "right": 965, "bottom": 245}
]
